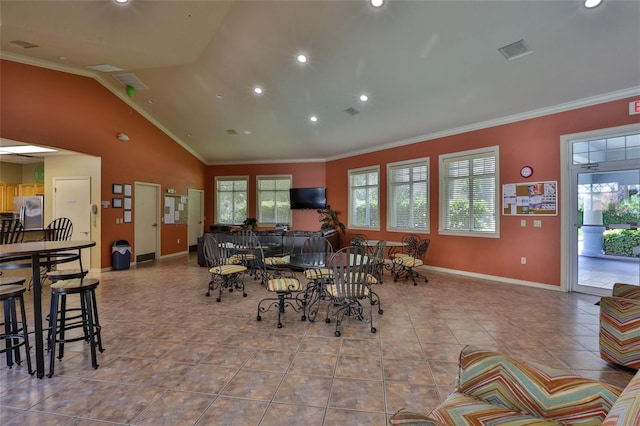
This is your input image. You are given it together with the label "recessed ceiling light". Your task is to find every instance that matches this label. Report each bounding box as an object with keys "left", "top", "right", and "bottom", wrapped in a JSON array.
[
  {"left": 584, "top": 0, "right": 603, "bottom": 8},
  {"left": 371, "top": 0, "right": 384, "bottom": 8},
  {"left": 114, "top": 0, "right": 129, "bottom": 4},
  {"left": 359, "top": 94, "right": 369, "bottom": 102},
  {"left": 309, "top": 115, "right": 318, "bottom": 122},
  {"left": 187, "top": 133, "right": 193, "bottom": 138},
  {"left": 297, "top": 53, "right": 308, "bottom": 64},
  {"left": 253, "top": 87, "right": 263, "bottom": 95},
  {"left": 57, "top": 56, "right": 67, "bottom": 61},
  {"left": 215, "top": 93, "right": 223, "bottom": 99},
  {"left": 244, "top": 130, "right": 252, "bottom": 135},
  {"left": 147, "top": 98, "right": 155, "bottom": 104}
]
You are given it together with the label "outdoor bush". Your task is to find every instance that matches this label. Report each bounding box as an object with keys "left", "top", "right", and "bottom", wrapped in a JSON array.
[{"left": 603, "top": 229, "right": 640, "bottom": 257}]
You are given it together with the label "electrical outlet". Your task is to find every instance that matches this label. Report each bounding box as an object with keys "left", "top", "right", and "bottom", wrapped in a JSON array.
[
  {"left": 534, "top": 220, "right": 542, "bottom": 228},
  {"left": 520, "top": 219, "right": 527, "bottom": 227},
  {"left": 521, "top": 257, "right": 527, "bottom": 265}
]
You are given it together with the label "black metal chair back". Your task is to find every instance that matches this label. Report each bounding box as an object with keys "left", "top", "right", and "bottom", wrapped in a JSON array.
[
  {"left": 301, "top": 236, "right": 333, "bottom": 255},
  {"left": 45, "top": 218, "right": 73, "bottom": 241},
  {"left": 350, "top": 233, "right": 368, "bottom": 250},
  {"left": 329, "top": 246, "right": 371, "bottom": 300},
  {"left": 0, "top": 219, "right": 24, "bottom": 244}
]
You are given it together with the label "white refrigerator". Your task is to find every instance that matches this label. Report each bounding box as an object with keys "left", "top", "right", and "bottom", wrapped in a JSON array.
[{"left": 13, "top": 195, "right": 44, "bottom": 230}]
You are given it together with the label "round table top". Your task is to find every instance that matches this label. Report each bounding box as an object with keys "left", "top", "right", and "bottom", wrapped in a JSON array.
[{"left": 0, "top": 240, "right": 96, "bottom": 257}]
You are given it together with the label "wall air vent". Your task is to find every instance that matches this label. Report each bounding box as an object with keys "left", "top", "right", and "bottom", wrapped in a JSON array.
[
  {"left": 226, "top": 129, "right": 238, "bottom": 135},
  {"left": 344, "top": 107, "right": 360, "bottom": 116},
  {"left": 498, "top": 39, "right": 533, "bottom": 61},
  {"left": 112, "top": 73, "right": 148, "bottom": 90},
  {"left": 10, "top": 40, "right": 39, "bottom": 49},
  {"left": 86, "top": 64, "right": 124, "bottom": 73}
]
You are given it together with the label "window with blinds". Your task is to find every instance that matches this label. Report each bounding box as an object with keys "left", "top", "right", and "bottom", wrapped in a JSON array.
[
  {"left": 439, "top": 147, "right": 499, "bottom": 237},
  {"left": 387, "top": 158, "right": 429, "bottom": 232},
  {"left": 348, "top": 166, "right": 380, "bottom": 229},
  {"left": 257, "top": 175, "right": 292, "bottom": 225},
  {"left": 215, "top": 176, "right": 248, "bottom": 224}
]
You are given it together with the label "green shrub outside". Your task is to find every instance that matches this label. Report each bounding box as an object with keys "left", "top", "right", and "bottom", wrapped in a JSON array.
[{"left": 603, "top": 229, "right": 640, "bottom": 257}]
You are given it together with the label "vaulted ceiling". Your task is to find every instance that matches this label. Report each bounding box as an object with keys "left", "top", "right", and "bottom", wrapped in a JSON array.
[{"left": 1, "top": 0, "right": 639, "bottom": 164}]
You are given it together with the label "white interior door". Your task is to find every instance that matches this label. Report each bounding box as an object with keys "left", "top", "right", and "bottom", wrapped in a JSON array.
[
  {"left": 188, "top": 189, "right": 204, "bottom": 250},
  {"left": 53, "top": 177, "right": 91, "bottom": 269},
  {"left": 134, "top": 182, "right": 160, "bottom": 263}
]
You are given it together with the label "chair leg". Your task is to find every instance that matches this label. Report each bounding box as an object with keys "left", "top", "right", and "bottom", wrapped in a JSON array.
[{"left": 17, "top": 294, "right": 33, "bottom": 375}]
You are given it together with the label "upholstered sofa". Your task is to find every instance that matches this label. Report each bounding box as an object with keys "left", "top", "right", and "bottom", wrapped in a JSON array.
[
  {"left": 389, "top": 345, "right": 640, "bottom": 425},
  {"left": 600, "top": 283, "right": 640, "bottom": 369}
]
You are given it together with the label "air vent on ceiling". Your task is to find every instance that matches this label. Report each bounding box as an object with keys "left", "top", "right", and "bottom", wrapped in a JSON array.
[
  {"left": 498, "top": 39, "right": 533, "bottom": 61},
  {"left": 10, "top": 40, "right": 39, "bottom": 49},
  {"left": 226, "top": 129, "right": 238, "bottom": 135},
  {"left": 112, "top": 73, "right": 148, "bottom": 90},
  {"left": 344, "top": 107, "right": 360, "bottom": 116},
  {"left": 86, "top": 64, "right": 124, "bottom": 73}
]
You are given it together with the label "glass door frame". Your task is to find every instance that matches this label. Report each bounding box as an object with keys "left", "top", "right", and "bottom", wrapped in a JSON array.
[{"left": 561, "top": 123, "right": 640, "bottom": 295}]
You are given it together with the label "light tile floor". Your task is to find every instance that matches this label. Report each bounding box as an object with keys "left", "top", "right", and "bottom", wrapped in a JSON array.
[{"left": 0, "top": 254, "right": 636, "bottom": 425}]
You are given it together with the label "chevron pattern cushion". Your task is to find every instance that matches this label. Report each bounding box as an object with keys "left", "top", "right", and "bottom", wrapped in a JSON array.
[
  {"left": 454, "top": 347, "right": 621, "bottom": 424},
  {"left": 602, "top": 366, "right": 640, "bottom": 425},
  {"left": 611, "top": 283, "right": 640, "bottom": 300},
  {"left": 390, "top": 346, "right": 628, "bottom": 426},
  {"left": 599, "top": 295, "right": 640, "bottom": 369}
]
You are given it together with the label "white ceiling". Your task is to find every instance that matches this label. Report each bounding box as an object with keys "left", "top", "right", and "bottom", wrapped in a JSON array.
[{"left": 1, "top": 0, "right": 639, "bottom": 165}]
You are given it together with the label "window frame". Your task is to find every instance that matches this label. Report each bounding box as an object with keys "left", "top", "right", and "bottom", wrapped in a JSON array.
[
  {"left": 439, "top": 146, "right": 500, "bottom": 238},
  {"left": 215, "top": 176, "right": 249, "bottom": 224},
  {"left": 386, "top": 157, "right": 430, "bottom": 234},
  {"left": 348, "top": 165, "right": 380, "bottom": 231},
  {"left": 256, "top": 174, "right": 292, "bottom": 226}
]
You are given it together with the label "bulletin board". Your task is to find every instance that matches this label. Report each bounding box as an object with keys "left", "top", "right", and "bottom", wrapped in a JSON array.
[
  {"left": 164, "top": 194, "right": 188, "bottom": 224},
  {"left": 502, "top": 181, "right": 557, "bottom": 216}
]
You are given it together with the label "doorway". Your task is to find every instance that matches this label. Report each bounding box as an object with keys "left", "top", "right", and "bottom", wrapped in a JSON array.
[
  {"left": 564, "top": 125, "right": 640, "bottom": 295},
  {"left": 187, "top": 188, "right": 204, "bottom": 252},
  {"left": 52, "top": 176, "right": 92, "bottom": 268},
  {"left": 134, "top": 182, "right": 160, "bottom": 263}
]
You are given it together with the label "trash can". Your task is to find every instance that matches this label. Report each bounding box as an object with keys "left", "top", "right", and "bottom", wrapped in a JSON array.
[{"left": 112, "top": 240, "right": 131, "bottom": 270}]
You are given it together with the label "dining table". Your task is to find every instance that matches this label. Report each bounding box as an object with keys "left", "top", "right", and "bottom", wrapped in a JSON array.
[{"left": 0, "top": 240, "right": 96, "bottom": 378}]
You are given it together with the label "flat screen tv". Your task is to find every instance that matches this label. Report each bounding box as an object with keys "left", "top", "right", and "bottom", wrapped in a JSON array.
[{"left": 289, "top": 187, "right": 327, "bottom": 210}]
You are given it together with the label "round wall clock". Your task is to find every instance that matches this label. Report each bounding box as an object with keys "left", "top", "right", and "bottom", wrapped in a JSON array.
[
  {"left": 34, "top": 164, "right": 45, "bottom": 183},
  {"left": 520, "top": 166, "right": 533, "bottom": 178}
]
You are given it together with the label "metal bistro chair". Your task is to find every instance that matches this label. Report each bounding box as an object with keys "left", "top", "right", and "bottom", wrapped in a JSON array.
[
  {"left": 0, "top": 219, "right": 24, "bottom": 244},
  {"left": 350, "top": 233, "right": 369, "bottom": 251},
  {"left": 44, "top": 217, "right": 73, "bottom": 241},
  {"left": 0, "top": 220, "right": 27, "bottom": 287},
  {"left": 232, "top": 230, "right": 260, "bottom": 278},
  {"left": 392, "top": 238, "right": 430, "bottom": 285},
  {"left": 256, "top": 247, "right": 305, "bottom": 328},
  {"left": 325, "top": 246, "right": 375, "bottom": 337},
  {"left": 203, "top": 234, "right": 247, "bottom": 302}
]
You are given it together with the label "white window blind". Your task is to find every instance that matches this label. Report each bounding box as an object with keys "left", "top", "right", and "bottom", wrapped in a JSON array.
[
  {"left": 388, "top": 158, "right": 429, "bottom": 232},
  {"left": 349, "top": 167, "right": 379, "bottom": 229},
  {"left": 216, "top": 177, "right": 248, "bottom": 224},
  {"left": 440, "top": 147, "right": 498, "bottom": 236},
  {"left": 257, "top": 176, "right": 291, "bottom": 225}
]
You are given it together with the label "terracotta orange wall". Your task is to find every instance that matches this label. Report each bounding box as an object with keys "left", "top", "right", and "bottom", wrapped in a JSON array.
[
  {"left": 0, "top": 60, "right": 207, "bottom": 266},
  {"left": 327, "top": 96, "right": 639, "bottom": 286},
  {"left": 205, "top": 162, "right": 326, "bottom": 231}
]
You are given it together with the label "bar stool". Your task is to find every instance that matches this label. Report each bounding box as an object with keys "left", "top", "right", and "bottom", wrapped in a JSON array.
[
  {"left": 1, "top": 283, "right": 33, "bottom": 374},
  {"left": 47, "top": 278, "right": 103, "bottom": 377}
]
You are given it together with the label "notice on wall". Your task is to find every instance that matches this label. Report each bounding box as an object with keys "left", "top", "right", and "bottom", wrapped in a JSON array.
[
  {"left": 164, "top": 194, "right": 188, "bottom": 224},
  {"left": 502, "top": 181, "right": 557, "bottom": 216}
]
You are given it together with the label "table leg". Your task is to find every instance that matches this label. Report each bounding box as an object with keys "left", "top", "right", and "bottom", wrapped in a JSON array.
[{"left": 30, "top": 254, "right": 45, "bottom": 378}]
